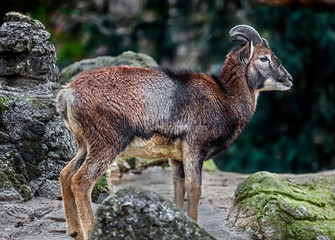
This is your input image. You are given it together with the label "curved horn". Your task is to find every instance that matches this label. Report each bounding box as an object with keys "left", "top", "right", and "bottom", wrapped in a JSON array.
[{"left": 229, "top": 25, "right": 262, "bottom": 45}]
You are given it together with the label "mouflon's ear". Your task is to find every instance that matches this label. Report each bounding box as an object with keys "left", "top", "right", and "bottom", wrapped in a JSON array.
[{"left": 239, "top": 40, "right": 254, "bottom": 64}]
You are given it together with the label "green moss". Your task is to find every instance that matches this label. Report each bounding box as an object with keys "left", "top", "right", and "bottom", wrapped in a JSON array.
[
  {"left": 203, "top": 159, "right": 220, "bottom": 172},
  {"left": 19, "top": 141, "right": 46, "bottom": 163},
  {"left": 5, "top": 12, "right": 45, "bottom": 30},
  {"left": 235, "top": 172, "right": 325, "bottom": 207},
  {"left": 125, "top": 157, "right": 138, "bottom": 170},
  {"left": 0, "top": 171, "right": 14, "bottom": 189},
  {"left": 287, "top": 220, "right": 335, "bottom": 240},
  {"left": 19, "top": 184, "right": 32, "bottom": 200},
  {"left": 115, "top": 51, "right": 158, "bottom": 68},
  {"left": 231, "top": 171, "right": 335, "bottom": 240},
  {"left": 1, "top": 159, "right": 32, "bottom": 200},
  {"left": 301, "top": 178, "right": 335, "bottom": 209},
  {"left": 0, "top": 96, "right": 11, "bottom": 113},
  {"left": 27, "top": 97, "right": 48, "bottom": 108},
  {"left": 92, "top": 174, "right": 108, "bottom": 202},
  {"left": 25, "top": 162, "right": 42, "bottom": 181}
]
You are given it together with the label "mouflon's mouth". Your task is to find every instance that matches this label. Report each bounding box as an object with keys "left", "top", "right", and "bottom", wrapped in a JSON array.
[
  {"left": 278, "top": 76, "right": 293, "bottom": 89},
  {"left": 283, "top": 80, "right": 293, "bottom": 88}
]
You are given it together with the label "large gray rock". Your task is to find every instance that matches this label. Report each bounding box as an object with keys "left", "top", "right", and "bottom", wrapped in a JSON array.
[
  {"left": 228, "top": 171, "right": 335, "bottom": 240},
  {"left": 0, "top": 12, "right": 59, "bottom": 82},
  {"left": 59, "top": 51, "right": 158, "bottom": 84},
  {"left": 0, "top": 12, "right": 76, "bottom": 201},
  {"left": 89, "top": 186, "right": 216, "bottom": 240}
]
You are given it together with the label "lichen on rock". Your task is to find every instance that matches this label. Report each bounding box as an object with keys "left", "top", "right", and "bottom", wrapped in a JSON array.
[
  {"left": 228, "top": 171, "right": 335, "bottom": 240},
  {"left": 89, "top": 186, "right": 216, "bottom": 240}
]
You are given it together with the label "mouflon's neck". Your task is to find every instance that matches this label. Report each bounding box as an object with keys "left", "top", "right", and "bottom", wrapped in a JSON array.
[{"left": 219, "top": 54, "right": 258, "bottom": 116}]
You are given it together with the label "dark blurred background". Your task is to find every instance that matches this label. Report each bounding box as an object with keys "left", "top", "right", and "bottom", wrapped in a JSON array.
[{"left": 1, "top": 0, "right": 334, "bottom": 173}]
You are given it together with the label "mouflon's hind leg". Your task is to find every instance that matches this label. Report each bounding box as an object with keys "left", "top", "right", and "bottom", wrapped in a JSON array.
[
  {"left": 70, "top": 144, "right": 120, "bottom": 240},
  {"left": 182, "top": 142, "right": 203, "bottom": 222},
  {"left": 59, "top": 135, "right": 87, "bottom": 239},
  {"left": 170, "top": 159, "right": 186, "bottom": 210}
]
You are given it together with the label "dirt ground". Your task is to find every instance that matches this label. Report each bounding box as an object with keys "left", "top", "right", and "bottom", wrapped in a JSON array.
[{"left": 0, "top": 167, "right": 263, "bottom": 240}]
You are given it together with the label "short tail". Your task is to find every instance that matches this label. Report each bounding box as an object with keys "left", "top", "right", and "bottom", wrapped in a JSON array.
[{"left": 56, "top": 86, "right": 74, "bottom": 122}]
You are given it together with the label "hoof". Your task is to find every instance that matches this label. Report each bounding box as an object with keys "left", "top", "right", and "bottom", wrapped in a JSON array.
[{"left": 70, "top": 231, "right": 78, "bottom": 238}]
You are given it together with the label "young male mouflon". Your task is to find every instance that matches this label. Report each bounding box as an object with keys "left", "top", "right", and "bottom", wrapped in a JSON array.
[{"left": 57, "top": 25, "right": 292, "bottom": 239}]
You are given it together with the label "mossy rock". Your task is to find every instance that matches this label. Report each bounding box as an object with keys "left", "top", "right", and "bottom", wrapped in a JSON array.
[
  {"left": 229, "top": 171, "right": 335, "bottom": 240},
  {"left": 0, "top": 157, "right": 32, "bottom": 201},
  {"left": 91, "top": 174, "right": 108, "bottom": 203}
]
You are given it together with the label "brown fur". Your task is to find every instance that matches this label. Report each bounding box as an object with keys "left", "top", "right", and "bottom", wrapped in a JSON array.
[{"left": 57, "top": 34, "right": 292, "bottom": 240}]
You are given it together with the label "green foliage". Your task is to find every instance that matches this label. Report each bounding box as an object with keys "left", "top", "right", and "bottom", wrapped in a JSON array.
[
  {"left": 203, "top": 159, "right": 220, "bottom": 172},
  {"left": 91, "top": 174, "right": 108, "bottom": 203}
]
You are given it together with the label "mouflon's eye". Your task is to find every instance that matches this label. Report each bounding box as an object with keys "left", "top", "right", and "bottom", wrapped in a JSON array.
[{"left": 260, "top": 57, "right": 268, "bottom": 62}]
